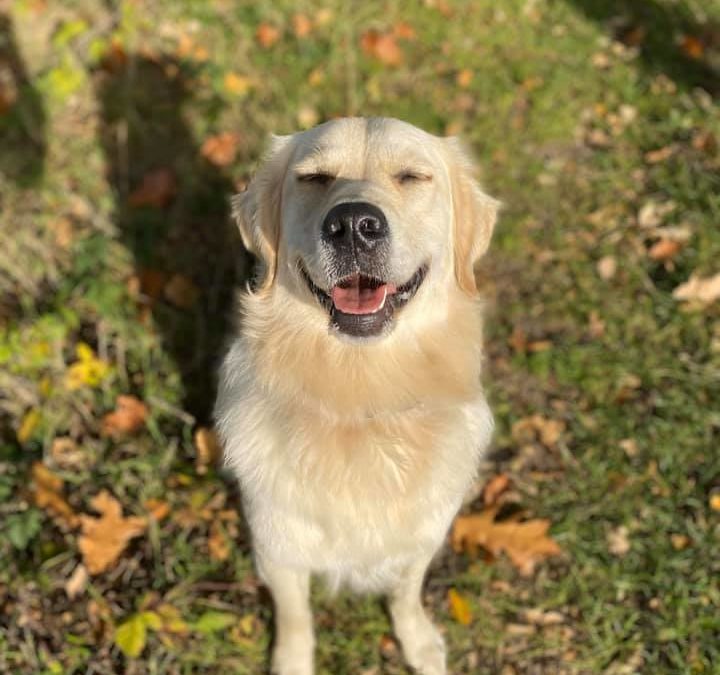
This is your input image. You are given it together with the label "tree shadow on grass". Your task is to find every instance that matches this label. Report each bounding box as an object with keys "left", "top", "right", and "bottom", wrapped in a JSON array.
[
  {"left": 0, "top": 12, "right": 46, "bottom": 185},
  {"left": 565, "top": 0, "right": 719, "bottom": 96},
  {"left": 96, "top": 54, "right": 247, "bottom": 422}
]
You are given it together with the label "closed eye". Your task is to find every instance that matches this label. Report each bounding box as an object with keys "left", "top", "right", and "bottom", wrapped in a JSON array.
[
  {"left": 395, "top": 171, "right": 433, "bottom": 185},
  {"left": 297, "top": 172, "right": 335, "bottom": 185}
]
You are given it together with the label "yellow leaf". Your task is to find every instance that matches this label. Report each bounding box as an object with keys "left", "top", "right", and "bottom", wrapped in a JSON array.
[
  {"left": 448, "top": 588, "right": 472, "bottom": 625},
  {"left": 223, "top": 72, "right": 251, "bottom": 96},
  {"left": 710, "top": 494, "right": 720, "bottom": 512},
  {"left": 139, "top": 611, "right": 163, "bottom": 631},
  {"left": 65, "top": 343, "right": 110, "bottom": 390},
  {"left": 18, "top": 409, "right": 41, "bottom": 443},
  {"left": 115, "top": 614, "right": 147, "bottom": 658}
]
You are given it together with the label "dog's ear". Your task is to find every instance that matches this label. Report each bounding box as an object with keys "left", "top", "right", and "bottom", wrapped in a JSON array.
[
  {"left": 232, "top": 134, "right": 293, "bottom": 290},
  {"left": 444, "top": 137, "right": 499, "bottom": 295}
]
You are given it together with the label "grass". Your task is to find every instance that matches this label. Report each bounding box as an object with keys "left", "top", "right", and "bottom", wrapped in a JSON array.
[{"left": 1, "top": 0, "right": 719, "bottom": 673}]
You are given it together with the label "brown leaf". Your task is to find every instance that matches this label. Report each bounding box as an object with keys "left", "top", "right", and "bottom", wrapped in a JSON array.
[
  {"left": 607, "top": 525, "right": 630, "bottom": 557},
  {"left": 483, "top": 474, "right": 511, "bottom": 507},
  {"left": 194, "top": 427, "right": 221, "bottom": 474},
  {"left": 360, "top": 30, "right": 403, "bottom": 66},
  {"left": 456, "top": 68, "right": 473, "bottom": 88},
  {"left": 680, "top": 35, "right": 704, "bottom": 59},
  {"left": 392, "top": 21, "right": 416, "bottom": 40},
  {"left": 256, "top": 22, "right": 280, "bottom": 48},
  {"left": 292, "top": 13, "right": 313, "bottom": 39},
  {"left": 101, "top": 395, "right": 148, "bottom": 437},
  {"left": 144, "top": 498, "right": 170, "bottom": 522},
  {"left": 512, "top": 415, "right": 565, "bottom": 449},
  {"left": 208, "top": 522, "right": 230, "bottom": 561},
  {"left": 164, "top": 273, "right": 199, "bottom": 309},
  {"left": 65, "top": 564, "right": 88, "bottom": 599},
  {"left": 644, "top": 145, "right": 675, "bottom": 164},
  {"left": 596, "top": 255, "right": 617, "bottom": 280},
  {"left": 648, "top": 238, "right": 682, "bottom": 262},
  {"left": 128, "top": 169, "right": 176, "bottom": 208},
  {"left": 673, "top": 273, "right": 720, "bottom": 305},
  {"left": 201, "top": 132, "right": 240, "bottom": 167},
  {"left": 50, "top": 436, "right": 89, "bottom": 469},
  {"left": 31, "top": 462, "right": 80, "bottom": 529},
  {"left": 78, "top": 490, "right": 147, "bottom": 574},
  {"left": 452, "top": 507, "right": 562, "bottom": 576}
]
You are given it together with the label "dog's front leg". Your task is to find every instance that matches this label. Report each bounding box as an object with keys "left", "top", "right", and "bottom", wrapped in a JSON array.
[
  {"left": 257, "top": 554, "right": 314, "bottom": 675},
  {"left": 389, "top": 554, "right": 446, "bottom": 675}
]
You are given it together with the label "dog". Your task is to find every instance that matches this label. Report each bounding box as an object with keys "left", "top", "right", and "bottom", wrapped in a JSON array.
[{"left": 215, "top": 117, "right": 498, "bottom": 675}]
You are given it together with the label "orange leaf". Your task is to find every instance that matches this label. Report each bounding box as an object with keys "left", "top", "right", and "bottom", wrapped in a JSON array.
[
  {"left": 144, "top": 498, "right": 170, "bottom": 521},
  {"left": 208, "top": 522, "right": 230, "bottom": 561},
  {"left": 256, "top": 22, "right": 280, "bottom": 48},
  {"left": 31, "top": 462, "right": 79, "bottom": 529},
  {"left": 392, "top": 21, "right": 416, "bottom": 40},
  {"left": 448, "top": 588, "right": 472, "bottom": 625},
  {"left": 292, "top": 13, "right": 313, "bottom": 39},
  {"left": 483, "top": 474, "right": 511, "bottom": 507},
  {"left": 360, "top": 30, "right": 403, "bottom": 66},
  {"left": 194, "top": 427, "right": 221, "bottom": 474},
  {"left": 511, "top": 415, "right": 565, "bottom": 448},
  {"left": 201, "top": 132, "right": 240, "bottom": 167},
  {"left": 456, "top": 68, "right": 473, "bottom": 88},
  {"left": 128, "top": 169, "right": 176, "bottom": 208},
  {"left": 648, "top": 238, "right": 682, "bottom": 262},
  {"left": 78, "top": 490, "right": 147, "bottom": 574},
  {"left": 452, "top": 507, "right": 562, "bottom": 576},
  {"left": 681, "top": 35, "right": 704, "bottom": 59},
  {"left": 101, "top": 395, "right": 148, "bottom": 437}
]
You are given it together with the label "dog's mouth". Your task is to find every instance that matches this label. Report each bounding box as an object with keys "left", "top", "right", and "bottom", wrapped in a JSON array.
[{"left": 299, "top": 263, "right": 428, "bottom": 338}]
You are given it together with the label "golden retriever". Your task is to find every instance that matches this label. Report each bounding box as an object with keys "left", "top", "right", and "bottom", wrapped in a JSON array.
[{"left": 215, "top": 117, "right": 498, "bottom": 675}]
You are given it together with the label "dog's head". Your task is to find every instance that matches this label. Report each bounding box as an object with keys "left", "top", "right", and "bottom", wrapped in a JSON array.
[{"left": 233, "top": 117, "right": 498, "bottom": 341}]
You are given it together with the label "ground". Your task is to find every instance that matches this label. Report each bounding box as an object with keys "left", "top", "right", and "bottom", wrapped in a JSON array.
[{"left": 1, "top": 0, "right": 719, "bottom": 673}]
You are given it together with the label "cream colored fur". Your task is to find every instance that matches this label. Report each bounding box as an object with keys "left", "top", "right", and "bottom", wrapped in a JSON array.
[{"left": 215, "top": 117, "right": 497, "bottom": 675}]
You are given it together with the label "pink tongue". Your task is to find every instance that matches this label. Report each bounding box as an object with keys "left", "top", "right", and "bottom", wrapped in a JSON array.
[{"left": 332, "top": 278, "right": 389, "bottom": 315}]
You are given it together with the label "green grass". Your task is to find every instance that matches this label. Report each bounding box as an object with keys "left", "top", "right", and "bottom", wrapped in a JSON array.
[{"left": 1, "top": 0, "right": 719, "bottom": 673}]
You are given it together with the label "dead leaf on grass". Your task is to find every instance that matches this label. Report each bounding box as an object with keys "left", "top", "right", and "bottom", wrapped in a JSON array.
[
  {"left": 292, "top": 13, "right": 313, "bottom": 39},
  {"left": 201, "top": 132, "right": 240, "bottom": 167},
  {"left": 448, "top": 588, "right": 472, "bottom": 625},
  {"left": 50, "top": 436, "right": 89, "bottom": 469},
  {"left": 194, "top": 427, "right": 220, "bottom": 474},
  {"left": 79, "top": 490, "right": 147, "bottom": 574},
  {"left": 101, "top": 395, "right": 148, "bottom": 437},
  {"left": 208, "top": 521, "right": 230, "bottom": 561},
  {"left": 483, "top": 474, "right": 511, "bottom": 507},
  {"left": 452, "top": 507, "right": 562, "bottom": 576},
  {"left": 65, "top": 563, "right": 88, "bottom": 599},
  {"left": 648, "top": 238, "right": 682, "bottom": 262},
  {"left": 256, "top": 23, "right": 280, "bottom": 48},
  {"left": 596, "top": 255, "right": 617, "bottom": 280},
  {"left": 607, "top": 525, "right": 630, "bottom": 557},
  {"left": 31, "top": 462, "right": 80, "bottom": 529},
  {"left": 360, "top": 30, "right": 403, "bottom": 66},
  {"left": 512, "top": 415, "right": 565, "bottom": 449},
  {"left": 673, "top": 273, "right": 720, "bottom": 306}
]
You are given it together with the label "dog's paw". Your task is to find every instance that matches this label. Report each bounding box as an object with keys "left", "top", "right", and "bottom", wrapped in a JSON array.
[
  {"left": 397, "top": 616, "right": 447, "bottom": 675},
  {"left": 271, "top": 638, "right": 314, "bottom": 675}
]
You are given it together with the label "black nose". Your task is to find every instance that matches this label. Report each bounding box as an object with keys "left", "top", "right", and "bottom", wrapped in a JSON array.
[{"left": 321, "top": 202, "right": 389, "bottom": 249}]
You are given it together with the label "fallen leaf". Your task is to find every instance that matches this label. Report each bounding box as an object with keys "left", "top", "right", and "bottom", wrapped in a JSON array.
[
  {"left": 144, "top": 498, "right": 170, "bottom": 521},
  {"left": 115, "top": 613, "right": 148, "bottom": 658},
  {"left": 680, "top": 35, "right": 704, "bottom": 59},
  {"left": 208, "top": 521, "right": 230, "bottom": 561},
  {"left": 128, "top": 168, "right": 176, "bottom": 208},
  {"left": 65, "top": 343, "right": 110, "bottom": 390},
  {"left": 164, "top": 273, "right": 199, "bottom": 309},
  {"left": 638, "top": 200, "right": 675, "bottom": 228},
  {"left": 619, "top": 438, "right": 639, "bottom": 457},
  {"left": 17, "top": 408, "right": 40, "bottom": 444},
  {"left": 644, "top": 145, "right": 675, "bottom": 164},
  {"left": 194, "top": 427, "right": 220, "bottom": 474},
  {"left": 512, "top": 415, "right": 565, "bottom": 448},
  {"left": 456, "top": 68, "right": 473, "bottom": 88},
  {"left": 223, "top": 72, "right": 252, "bottom": 96},
  {"left": 392, "top": 21, "right": 416, "bottom": 40},
  {"left": 452, "top": 507, "right": 562, "bottom": 576},
  {"left": 360, "top": 30, "right": 403, "bottom": 66},
  {"left": 710, "top": 494, "right": 720, "bottom": 511},
  {"left": 483, "top": 474, "right": 511, "bottom": 507},
  {"left": 48, "top": 217, "right": 74, "bottom": 249},
  {"left": 78, "top": 490, "right": 147, "bottom": 574},
  {"left": 65, "top": 563, "right": 88, "bottom": 599},
  {"left": 670, "top": 534, "right": 690, "bottom": 550},
  {"left": 256, "top": 22, "right": 280, "bottom": 48},
  {"left": 607, "top": 525, "right": 630, "bottom": 557},
  {"left": 292, "top": 13, "right": 313, "bottom": 38},
  {"left": 297, "top": 105, "right": 319, "bottom": 129},
  {"left": 691, "top": 129, "right": 717, "bottom": 155},
  {"left": 31, "top": 462, "right": 79, "bottom": 529},
  {"left": 448, "top": 588, "right": 472, "bottom": 625},
  {"left": 194, "top": 611, "right": 238, "bottom": 633},
  {"left": 648, "top": 238, "right": 682, "bottom": 262},
  {"left": 596, "top": 255, "right": 617, "bottom": 280},
  {"left": 201, "top": 132, "right": 240, "bottom": 167},
  {"left": 50, "top": 436, "right": 89, "bottom": 469},
  {"left": 101, "top": 395, "right": 148, "bottom": 437},
  {"left": 672, "top": 273, "right": 720, "bottom": 305}
]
